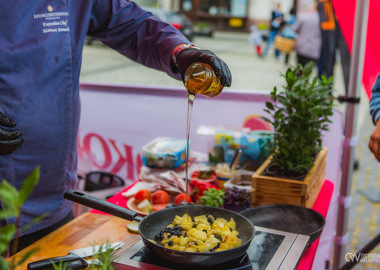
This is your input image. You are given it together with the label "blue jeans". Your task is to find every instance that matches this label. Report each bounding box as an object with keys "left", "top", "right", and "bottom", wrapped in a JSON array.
[{"left": 264, "top": 30, "right": 281, "bottom": 58}]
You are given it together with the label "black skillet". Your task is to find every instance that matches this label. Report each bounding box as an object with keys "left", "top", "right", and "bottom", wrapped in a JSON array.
[
  {"left": 240, "top": 204, "right": 325, "bottom": 244},
  {"left": 64, "top": 190, "right": 255, "bottom": 266}
]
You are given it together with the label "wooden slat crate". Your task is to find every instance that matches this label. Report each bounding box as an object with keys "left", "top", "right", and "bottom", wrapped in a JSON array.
[{"left": 251, "top": 147, "right": 327, "bottom": 208}]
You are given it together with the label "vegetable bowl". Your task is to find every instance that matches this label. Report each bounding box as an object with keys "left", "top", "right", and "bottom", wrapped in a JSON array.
[
  {"left": 223, "top": 170, "right": 253, "bottom": 212},
  {"left": 191, "top": 170, "right": 218, "bottom": 186},
  {"left": 127, "top": 188, "right": 192, "bottom": 215}
]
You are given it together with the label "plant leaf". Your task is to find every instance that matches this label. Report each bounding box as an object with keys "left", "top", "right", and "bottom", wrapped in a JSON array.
[
  {"left": 21, "top": 212, "right": 49, "bottom": 233},
  {"left": 0, "top": 257, "right": 9, "bottom": 270},
  {"left": 0, "top": 224, "right": 16, "bottom": 254},
  {"left": 14, "top": 247, "right": 41, "bottom": 267},
  {"left": 19, "top": 166, "right": 40, "bottom": 205},
  {"left": 265, "top": 101, "right": 274, "bottom": 110},
  {"left": 0, "top": 181, "right": 20, "bottom": 218}
]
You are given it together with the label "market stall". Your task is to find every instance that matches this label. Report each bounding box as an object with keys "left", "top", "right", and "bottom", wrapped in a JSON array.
[
  {"left": 5, "top": 81, "right": 345, "bottom": 268},
  {"left": 75, "top": 82, "right": 344, "bottom": 269}
]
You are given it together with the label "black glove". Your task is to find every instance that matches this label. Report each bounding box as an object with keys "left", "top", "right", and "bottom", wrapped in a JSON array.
[
  {"left": 0, "top": 112, "right": 23, "bottom": 156},
  {"left": 176, "top": 49, "right": 232, "bottom": 87}
]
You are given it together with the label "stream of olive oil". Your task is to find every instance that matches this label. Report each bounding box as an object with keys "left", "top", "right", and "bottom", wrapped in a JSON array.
[{"left": 184, "top": 93, "right": 195, "bottom": 215}]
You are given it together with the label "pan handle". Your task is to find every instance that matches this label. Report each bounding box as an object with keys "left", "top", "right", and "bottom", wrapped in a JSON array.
[{"left": 64, "top": 190, "right": 143, "bottom": 222}]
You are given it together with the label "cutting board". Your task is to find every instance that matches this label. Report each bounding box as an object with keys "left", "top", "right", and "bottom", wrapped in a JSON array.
[{"left": 7, "top": 213, "right": 140, "bottom": 269}]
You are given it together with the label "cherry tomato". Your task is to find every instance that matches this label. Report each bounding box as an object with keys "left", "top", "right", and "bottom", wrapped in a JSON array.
[
  {"left": 174, "top": 193, "right": 192, "bottom": 205},
  {"left": 134, "top": 189, "right": 151, "bottom": 204},
  {"left": 151, "top": 190, "right": 170, "bottom": 204},
  {"left": 152, "top": 203, "right": 168, "bottom": 212}
]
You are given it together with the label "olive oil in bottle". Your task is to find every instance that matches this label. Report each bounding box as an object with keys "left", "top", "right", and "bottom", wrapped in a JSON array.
[{"left": 184, "top": 63, "right": 224, "bottom": 97}]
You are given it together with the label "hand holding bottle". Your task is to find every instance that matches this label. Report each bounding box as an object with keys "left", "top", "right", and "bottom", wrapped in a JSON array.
[{"left": 175, "top": 47, "right": 232, "bottom": 97}]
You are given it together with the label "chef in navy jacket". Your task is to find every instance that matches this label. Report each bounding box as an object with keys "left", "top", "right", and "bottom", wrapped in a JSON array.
[{"left": 0, "top": 0, "right": 231, "bottom": 253}]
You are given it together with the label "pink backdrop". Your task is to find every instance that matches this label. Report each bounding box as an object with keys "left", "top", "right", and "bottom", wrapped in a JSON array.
[{"left": 332, "top": 0, "right": 380, "bottom": 97}]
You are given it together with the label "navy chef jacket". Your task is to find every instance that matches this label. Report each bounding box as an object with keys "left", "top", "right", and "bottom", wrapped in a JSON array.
[{"left": 0, "top": 0, "right": 189, "bottom": 236}]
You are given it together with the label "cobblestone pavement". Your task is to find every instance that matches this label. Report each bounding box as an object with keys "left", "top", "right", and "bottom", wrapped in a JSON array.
[{"left": 80, "top": 31, "right": 380, "bottom": 269}]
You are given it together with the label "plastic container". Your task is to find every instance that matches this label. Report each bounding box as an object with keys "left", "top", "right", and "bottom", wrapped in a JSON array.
[
  {"left": 184, "top": 62, "right": 223, "bottom": 97},
  {"left": 141, "top": 137, "right": 188, "bottom": 169},
  {"left": 223, "top": 170, "right": 253, "bottom": 212},
  {"left": 215, "top": 163, "right": 234, "bottom": 188}
]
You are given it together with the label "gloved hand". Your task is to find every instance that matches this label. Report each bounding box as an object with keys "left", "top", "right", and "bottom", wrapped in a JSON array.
[
  {"left": 0, "top": 112, "right": 23, "bottom": 156},
  {"left": 176, "top": 48, "right": 232, "bottom": 87}
]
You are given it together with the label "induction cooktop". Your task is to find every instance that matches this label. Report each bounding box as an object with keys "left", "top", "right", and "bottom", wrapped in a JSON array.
[{"left": 113, "top": 226, "right": 310, "bottom": 270}]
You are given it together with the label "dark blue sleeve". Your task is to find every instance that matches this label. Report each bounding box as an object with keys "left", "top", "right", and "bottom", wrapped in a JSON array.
[
  {"left": 271, "top": 11, "right": 276, "bottom": 21},
  {"left": 369, "top": 74, "right": 380, "bottom": 124},
  {"left": 88, "top": 0, "right": 190, "bottom": 79}
]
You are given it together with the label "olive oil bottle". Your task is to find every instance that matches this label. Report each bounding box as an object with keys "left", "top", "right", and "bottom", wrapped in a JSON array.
[{"left": 184, "top": 62, "right": 223, "bottom": 97}]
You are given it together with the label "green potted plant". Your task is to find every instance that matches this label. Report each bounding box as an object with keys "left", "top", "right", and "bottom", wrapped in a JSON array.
[
  {"left": 1, "top": 167, "right": 41, "bottom": 269},
  {"left": 1, "top": 167, "right": 117, "bottom": 270},
  {"left": 252, "top": 62, "right": 334, "bottom": 208}
]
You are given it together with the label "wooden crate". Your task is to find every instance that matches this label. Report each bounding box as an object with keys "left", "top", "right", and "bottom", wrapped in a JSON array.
[{"left": 251, "top": 147, "right": 327, "bottom": 208}]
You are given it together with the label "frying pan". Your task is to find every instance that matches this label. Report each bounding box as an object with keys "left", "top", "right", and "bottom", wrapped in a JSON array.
[
  {"left": 64, "top": 190, "right": 255, "bottom": 266},
  {"left": 240, "top": 204, "right": 325, "bottom": 244}
]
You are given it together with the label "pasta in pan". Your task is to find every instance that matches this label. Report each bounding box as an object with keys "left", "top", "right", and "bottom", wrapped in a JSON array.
[{"left": 154, "top": 214, "right": 242, "bottom": 252}]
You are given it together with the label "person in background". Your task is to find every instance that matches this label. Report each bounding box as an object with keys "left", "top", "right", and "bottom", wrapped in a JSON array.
[
  {"left": 0, "top": 0, "right": 231, "bottom": 255},
  {"left": 369, "top": 75, "right": 380, "bottom": 161},
  {"left": 293, "top": 0, "right": 322, "bottom": 67},
  {"left": 317, "top": 0, "right": 337, "bottom": 80},
  {"left": 281, "top": 6, "right": 297, "bottom": 65},
  {"left": 248, "top": 25, "right": 264, "bottom": 57},
  {"left": 263, "top": 2, "right": 284, "bottom": 59}
]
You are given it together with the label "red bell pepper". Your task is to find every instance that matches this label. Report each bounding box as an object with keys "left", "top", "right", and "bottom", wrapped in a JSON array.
[{"left": 191, "top": 181, "right": 220, "bottom": 203}]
